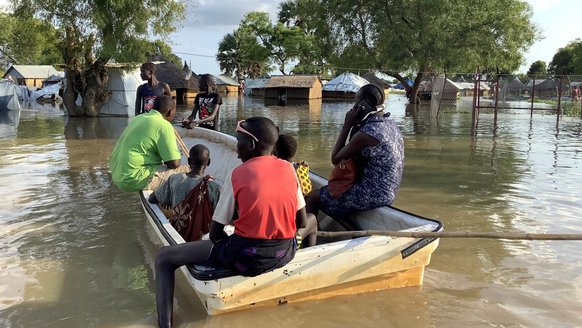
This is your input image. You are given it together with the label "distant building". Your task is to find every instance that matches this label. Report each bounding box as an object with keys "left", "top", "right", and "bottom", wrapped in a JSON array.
[
  {"left": 323, "top": 72, "right": 369, "bottom": 100},
  {"left": 264, "top": 75, "right": 322, "bottom": 105},
  {"left": 149, "top": 55, "right": 199, "bottom": 104},
  {"left": 419, "top": 77, "right": 461, "bottom": 101},
  {"left": 532, "top": 79, "right": 564, "bottom": 98},
  {"left": 244, "top": 77, "right": 270, "bottom": 97},
  {"left": 456, "top": 81, "right": 490, "bottom": 97},
  {"left": 363, "top": 72, "right": 392, "bottom": 95},
  {"left": 212, "top": 75, "right": 240, "bottom": 95},
  {"left": 3, "top": 65, "right": 61, "bottom": 88},
  {"left": 498, "top": 76, "right": 526, "bottom": 100}
]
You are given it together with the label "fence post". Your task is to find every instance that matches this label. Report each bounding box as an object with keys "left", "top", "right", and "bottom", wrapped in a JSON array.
[
  {"left": 471, "top": 68, "right": 480, "bottom": 132},
  {"left": 557, "top": 78, "right": 562, "bottom": 122},
  {"left": 530, "top": 77, "right": 536, "bottom": 118},
  {"left": 494, "top": 74, "right": 500, "bottom": 129}
]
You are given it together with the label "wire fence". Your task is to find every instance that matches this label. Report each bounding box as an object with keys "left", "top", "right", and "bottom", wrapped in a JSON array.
[{"left": 421, "top": 73, "right": 582, "bottom": 119}]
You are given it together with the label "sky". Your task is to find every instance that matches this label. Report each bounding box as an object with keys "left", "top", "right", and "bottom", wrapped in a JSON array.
[
  {"left": 171, "top": 0, "right": 582, "bottom": 75},
  {"left": 2, "top": 0, "right": 581, "bottom": 75}
]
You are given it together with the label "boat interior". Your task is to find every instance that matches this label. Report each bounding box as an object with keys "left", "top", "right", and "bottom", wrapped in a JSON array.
[{"left": 141, "top": 128, "right": 442, "bottom": 280}]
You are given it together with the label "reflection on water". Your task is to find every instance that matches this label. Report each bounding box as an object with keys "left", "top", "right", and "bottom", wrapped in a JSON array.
[{"left": 0, "top": 96, "right": 581, "bottom": 327}]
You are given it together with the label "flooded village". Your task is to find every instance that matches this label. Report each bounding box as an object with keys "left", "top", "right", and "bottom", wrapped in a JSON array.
[{"left": 1, "top": 0, "right": 582, "bottom": 327}]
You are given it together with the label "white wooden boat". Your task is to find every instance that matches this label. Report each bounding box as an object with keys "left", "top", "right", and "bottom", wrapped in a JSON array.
[{"left": 140, "top": 127, "right": 443, "bottom": 315}]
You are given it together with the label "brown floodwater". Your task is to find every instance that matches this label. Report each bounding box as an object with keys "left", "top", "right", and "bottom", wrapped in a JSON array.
[{"left": 1, "top": 95, "right": 581, "bottom": 327}]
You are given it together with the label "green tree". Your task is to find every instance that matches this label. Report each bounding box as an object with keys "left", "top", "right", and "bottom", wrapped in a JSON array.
[
  {"left": 526, "top": 60, "right": 547, "bottom": 77},
  {"left": 0, "top": 13, "right": 62, "bottom": 68},
  {"left": 217, "top": 12, "right": 310, "bottom": 77},
  {"left": 10, "top": 0, "right": 185, "bottom": 117},
  {"left": 291, "top": 0, "right": 537, "bottom": 102},
  {"left": 240, "top": 12, "right": 310, "bottom": 75},
  {"left": 548, "top": 40, "right": 582, "bottom": 76},
  {"left": 216, "top": 30, "right": 271, "bottom": 79},
  {"left": 278, "top": 0, "right": 334, "bottom": 76}
]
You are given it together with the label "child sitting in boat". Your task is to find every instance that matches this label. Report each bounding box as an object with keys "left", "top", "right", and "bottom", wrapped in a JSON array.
[
  {"left": 148, "top": 144, "right": 221, "bottom": 242},
  {"left": 154, "top": 117, "right": 308, "bottom": 328},
  {"left": 275, "top": 134, "right": 318, "bottom": 248}
]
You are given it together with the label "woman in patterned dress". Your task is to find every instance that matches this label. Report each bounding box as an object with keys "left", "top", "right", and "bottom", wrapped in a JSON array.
[{"left": 306, "top": 84, "right": 404, "bottom": 220}]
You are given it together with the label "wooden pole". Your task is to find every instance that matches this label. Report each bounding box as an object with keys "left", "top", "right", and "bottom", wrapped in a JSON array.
[
  {"left": 530, "top": 77, "right": 536, "bottom": 119},
  {"left": 316, "top": 230, "right": 582, "bottom": 241},
  {"left": 174, "top": 128, "right": 189, "bottom": 158}
]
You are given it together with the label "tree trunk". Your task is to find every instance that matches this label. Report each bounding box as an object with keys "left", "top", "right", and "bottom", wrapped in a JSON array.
[
  {"left": 62, "top": 67, "right": 84, "bottom": 117},
  {"left": 62, "top": 62, "right": 110, "bottom": 117},
  {"left": 409, "top": 72, "right": 425, "bottom": 104}
]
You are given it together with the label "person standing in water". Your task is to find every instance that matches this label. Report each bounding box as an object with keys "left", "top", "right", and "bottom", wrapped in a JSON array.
[{"left": 135, "top": 62, "right": 172, "bottom": 116}]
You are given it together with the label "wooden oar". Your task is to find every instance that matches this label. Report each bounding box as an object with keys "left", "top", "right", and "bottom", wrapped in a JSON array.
[
  {"left": 174, "top": 128, "right": 189, "bottom": 158},
  {"left": 316, "top": 230, "right": 582, "bottom": 241}
]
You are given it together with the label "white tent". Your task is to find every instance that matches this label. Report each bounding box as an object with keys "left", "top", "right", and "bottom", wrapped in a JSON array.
[
  {"left": 323, "top": 72, "right": 369, "bottom": 93},
  {"left": 100, "top": 67, "right": 143, "bottom": 116},
  {"left": 0, "top": 80, "right": 22, "bottom": 111},
  {"left": 0, "top": 109, "right": 20, "bottom": 138}
]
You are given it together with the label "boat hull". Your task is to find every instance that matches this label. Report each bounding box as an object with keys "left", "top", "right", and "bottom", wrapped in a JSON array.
[{"left": 140, "top": 127, "right": 442, "bottom": 315}]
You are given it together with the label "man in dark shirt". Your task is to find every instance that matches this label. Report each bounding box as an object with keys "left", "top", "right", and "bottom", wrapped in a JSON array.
[
  {"left": 135, "top": 62, "right": 172, "bottom": 116},
  {"left": 182, "top": 74, "right": 223, "bottom": 130}
]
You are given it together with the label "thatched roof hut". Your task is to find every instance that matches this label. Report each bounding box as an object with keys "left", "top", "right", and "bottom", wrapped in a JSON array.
[
  {"left": 149, "top": 55, "right": 199, "bottom": 103},
  {"left": 264, "top": 75, "right": 322, "bottom": 105}
]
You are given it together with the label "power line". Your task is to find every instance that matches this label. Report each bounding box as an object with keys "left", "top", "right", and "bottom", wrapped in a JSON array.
[{"left": 173, "top": 51, "right": 216, "bottom": 59}]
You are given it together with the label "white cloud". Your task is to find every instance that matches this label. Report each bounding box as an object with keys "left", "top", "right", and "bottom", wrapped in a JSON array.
[{"left": 184, "top": 0, "right": 281, "bottom": 31}]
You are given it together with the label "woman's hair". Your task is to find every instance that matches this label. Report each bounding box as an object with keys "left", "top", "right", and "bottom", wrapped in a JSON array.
[
  {"left": 356, "top": 84, "right": 384, "bottom": 107},
  {"left": 198, "top": 74, "right": 216, "bottom": 92}
]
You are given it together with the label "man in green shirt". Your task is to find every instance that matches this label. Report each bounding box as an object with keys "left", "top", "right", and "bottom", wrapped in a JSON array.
[{"left": 110, "top": 95, "right": 185, "bottom": 192}]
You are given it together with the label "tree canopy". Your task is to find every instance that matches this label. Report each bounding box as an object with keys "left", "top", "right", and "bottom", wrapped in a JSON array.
[
  {"left": 274, "top": 0, "right": 538, "bottom": 102},
  {"left": 216, "top": 11, "right": 312, "bottom": 78},
  {"left": 9, "top": 0, "right": 186, "bottom": 116},
  {"left": 526, "top": 60, "right": 547, "bottom": 77},
  {"left": 216, "top": 28, "right": 272, "bottom": 79},
  {"left": 548, "top": 39, "right": 582, "bottom": 76},
  {"left": 0, "top": 13, "right": 62, "bottom": 68}
]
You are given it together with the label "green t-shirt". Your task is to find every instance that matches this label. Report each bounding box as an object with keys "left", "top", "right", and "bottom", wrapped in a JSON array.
[{"left": 109, "top": 110, "right": 181, "bottom": 192}]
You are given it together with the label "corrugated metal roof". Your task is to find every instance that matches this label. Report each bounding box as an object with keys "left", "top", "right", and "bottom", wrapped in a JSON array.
[
  {"left": 525, "top": 79, "right": 546, "bottom": 88},
  {"left": 245, "top": 78, "right": 270, "bottom": 89},
  {"left": 265, "top": 75, "right": 320, "bottom": 88},
  {"left": 456, "top": 81, "right": 490, "bottom": 91},
  {"left": 323, "top": 72, "right": 369, "bottom": 93},
  {"left": 7, "top": 65, "right": 60, "bottom": 78},
  {"left": 213, "top": 75, "right": 239, "bottom": 86}
]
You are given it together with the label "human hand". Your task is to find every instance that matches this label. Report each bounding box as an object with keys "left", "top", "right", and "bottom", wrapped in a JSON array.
[
  {"left": 181, "top": 118, "right": 197, "bottom": 129},
  {"left": 344, "top": 104, "right": 362, "bottom": 127}
]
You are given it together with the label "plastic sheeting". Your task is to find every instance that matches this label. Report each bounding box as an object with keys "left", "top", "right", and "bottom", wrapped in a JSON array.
[
  {"left": 30, "top": 82, "right": 63, "bottom": 102},
  {"left": 0, "top": 109, "right": 20, "bottom": 138},
  {"left": 0, "top": 80, "right": 21, "bottom": 111},
  {"left": 100, "top": 67, "right": 142, "bottom": 117},
  {"left": 323, "top": 72, "right": 369, "bottom": 93}
]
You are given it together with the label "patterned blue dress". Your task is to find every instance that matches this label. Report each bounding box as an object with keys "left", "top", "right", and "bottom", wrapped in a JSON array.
[{"left": 320, "top": 114, "right": 404, "bottom": 217}]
